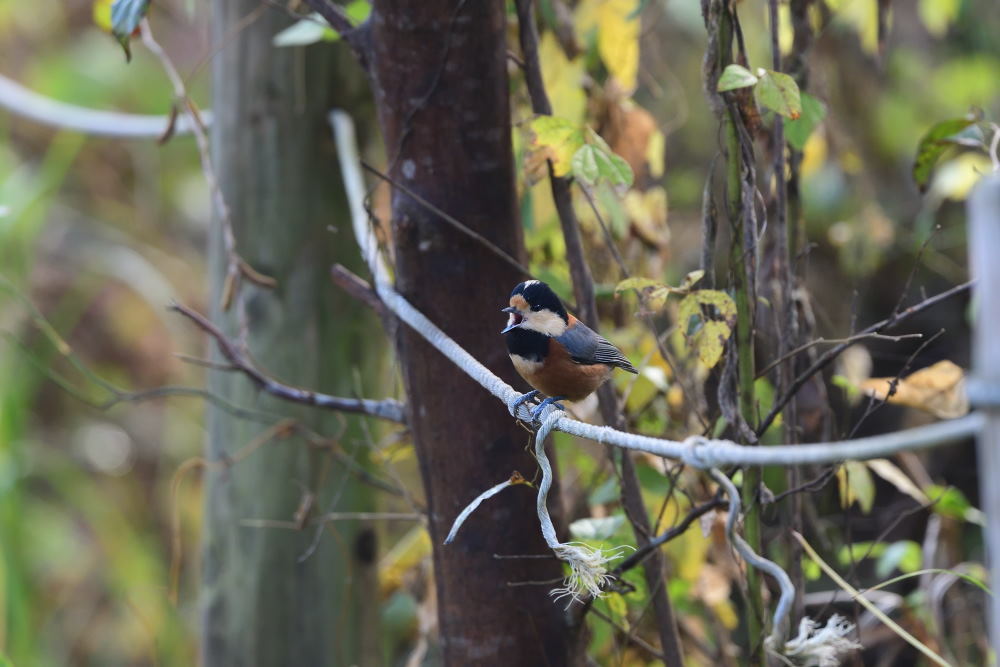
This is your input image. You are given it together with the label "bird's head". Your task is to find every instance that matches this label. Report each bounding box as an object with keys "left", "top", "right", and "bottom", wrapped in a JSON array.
[{"left": 501, "top": 280, "right": 568, "bottom": 336}]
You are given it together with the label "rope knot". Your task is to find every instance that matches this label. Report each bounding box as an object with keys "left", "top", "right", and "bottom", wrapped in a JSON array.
[{"left": 680, "top": 435, "right": 712, "bottom": 468}]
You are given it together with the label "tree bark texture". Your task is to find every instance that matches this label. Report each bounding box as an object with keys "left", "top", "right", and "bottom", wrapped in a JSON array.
[
  {"left": 202, "top": 2, "right": 377, "bottom": 664},
  {"left": 369, "top": 1, "right": 575, "bottom": 664}
]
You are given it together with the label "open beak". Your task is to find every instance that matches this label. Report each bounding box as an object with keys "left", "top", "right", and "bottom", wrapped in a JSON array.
[{"left": 501, "top": 307, "right": 523, "bottom": 334}]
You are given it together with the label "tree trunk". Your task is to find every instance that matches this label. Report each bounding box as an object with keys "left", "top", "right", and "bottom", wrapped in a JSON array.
[
  {"left": 201, "top": 2, "right": 377, "bottom": 664},
  {"left": 367, "top": 1, "right": 575, "bottom": 664}
]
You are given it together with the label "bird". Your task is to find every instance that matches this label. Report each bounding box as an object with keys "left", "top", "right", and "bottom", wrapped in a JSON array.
[{"left": 501, "top": 279, "right": 638, "bottom": 419}]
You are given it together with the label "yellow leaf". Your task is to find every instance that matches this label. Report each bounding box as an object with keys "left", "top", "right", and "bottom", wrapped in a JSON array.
[
  {"left": 929, "top": 153, "right": 993, "bottom": 201},
  {"left": 837, "top": 460, "right": 875, "bottom": 513},
  {"left": 800, "top": 130, "right": 827, "bottom": 178},
  {"left": 777, "top": 4, "right": 794, "bottom": 55},
  {"left": 606, "top": 593, "right": 629, "bottom": 631},
  {"left": 859, "top": 360, "right": 969, "bottom": 419},
  {"left": 596, "top": 0, "right": 641, "bottom": 91},
  {"left": 615, "top": 276, "right": 661, "bottom": 293},
  {"left": 378, "top": 526, "right": 431, "bottom": 596},
  {"left": 918, "top": 0, "right": 961, "bottom": 37},
  {"left": 827, "top": 0, "right": 880, "bottom": 55},
  {"left": 530, "top": 116, "right": 586, "bottom": 177},
  {"left": 538, "top": 32, "right": 587, "bottom": 124},
  {"left": 93, "top": 0, "right": 113, "bottom": 32},
  {"left": 646, "top": 128, "right": 665, "bottom": 178},
  {"left": 695, "top": 320, "right": 731, "bottom": 368}
]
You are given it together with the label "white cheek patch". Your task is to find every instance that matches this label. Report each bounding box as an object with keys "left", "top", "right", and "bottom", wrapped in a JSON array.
[
  {"left": 510, "top": 354, "right": 544, "bottom": 376},
  {"left": 521, "top": 310, "right": 567, "bottom": 337}
]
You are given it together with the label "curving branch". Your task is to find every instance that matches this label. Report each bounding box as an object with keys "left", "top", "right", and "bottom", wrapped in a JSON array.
[{"left": 170, "top": 301, "right": 406, "bottom": 423}]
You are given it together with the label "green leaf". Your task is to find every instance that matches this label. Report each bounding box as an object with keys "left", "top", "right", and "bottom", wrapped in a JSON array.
[
  {"left": 876, "top": 540, "right": 922, "bottom": 578},
  {"left": 717, "top": 64, "right": 758, "bottom": 91},
  {"left": 572, "top": 143, "right": 634, "bottom": 189},
  {"left": 926, "top": 483, "right": 984, "bottom": 524},
  {"left": 838, "top": 541, "right": 885, "bottom": 566},
  {"left": 912, "top": 111, "right": 983, "bottom": 192},
  {"left": 273, "top": 3, "right": 370, "bottom": 47},
  {"left": 273, "top": 15, "right": 338, "bottom": 47},
  {"left": 110, "top": 0, "right": 151, "bottom": 61},
  {"left": 589, "top": 476, "right": 619, "bottom": 505},
  {"left": 572, "top": 144, "right": 601, "bottom": 184},
  {"left": 345, "top": 0, "right": 372, "bottom": 23},
  {"left": 755, "top": 68, "right": 802, "bottom": 119},
  {"left": 569, "top": 514, "right": 626, "bottom": 541},
  {"left": 785, "top": 92, "right": 827, "bottom": 150},
  {"left": 531, "top": 116, "right": 587, "bottom": 177}
]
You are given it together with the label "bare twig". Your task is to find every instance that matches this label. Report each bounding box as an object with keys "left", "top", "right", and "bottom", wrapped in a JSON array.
[
  {"left": 613, "top": 493, "right": 726, "bottom": 575},
  {"left": 755, "top": 332, "right": 924, "bottom": 379},
  {"left": 757, "top": 280, "right": 973, "bottom": 437},
  {"left": 139, "top": 20, "right": 275, "bottom": 312},
  {"left": 359, "top": 162, "right": 532, "bottom": 279},
  {"left": 169, "top": 301, "right": 406, "bottom": 422},
  {"left": 330, "top": 263, "right": 390, "bottom": 321},
  {"left": 590, "top": 606, "right": 668, "bottom": 663}
]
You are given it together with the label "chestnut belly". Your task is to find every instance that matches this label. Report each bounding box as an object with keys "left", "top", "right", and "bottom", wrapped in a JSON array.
[{"left": 509, "top": 352, "right": 613, "bottom": 401}]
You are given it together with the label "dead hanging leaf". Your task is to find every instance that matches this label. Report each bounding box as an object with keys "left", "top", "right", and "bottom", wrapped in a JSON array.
[
  {"left": 866, "top": 459, "right": 930, "bottom": 505},
  {"left": 601, "top": 99, "right": 662, "bottom": 183},
  {"left": 624, "top": 187, "right": 669, "bottom": 249},
  {"left": 837, "top": 460, "right": 875, "bottom": 514},
  {"left": 859, "top": 360, "right": 969, "bottom": 419}
]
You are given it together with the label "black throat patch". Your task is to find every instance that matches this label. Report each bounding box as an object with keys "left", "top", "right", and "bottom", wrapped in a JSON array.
[{"left": 505, "top": 327, "right": 549, "bottom": 362}]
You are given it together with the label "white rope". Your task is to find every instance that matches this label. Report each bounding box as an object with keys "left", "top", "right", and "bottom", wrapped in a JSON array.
[
  {"left": 329, "top": 109, "right": 984, "bottom": 470},
  {"left": 0, "top": 72, "right": 209, "bottom": 138}
]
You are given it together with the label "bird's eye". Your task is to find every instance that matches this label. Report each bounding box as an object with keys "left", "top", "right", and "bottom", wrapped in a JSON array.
[{"left": 531, "top": 304, "right": 542, "bottom": 312}]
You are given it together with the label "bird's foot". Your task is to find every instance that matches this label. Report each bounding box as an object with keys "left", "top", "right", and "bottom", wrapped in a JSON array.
[
  {"left": 530, "top": 396, "right": 566, "bottom": 420},
  {"left": 508, "top": 390, "right": 540, "bottom": 418}
]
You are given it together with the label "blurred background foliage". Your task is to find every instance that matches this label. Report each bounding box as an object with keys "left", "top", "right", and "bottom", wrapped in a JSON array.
[{"left": 0, "top": 0, "right": 997, "bottom": 664}]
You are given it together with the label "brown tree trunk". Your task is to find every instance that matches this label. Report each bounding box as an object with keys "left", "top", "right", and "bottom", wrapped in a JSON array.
[{"left": 368, "top": 1, "right": 576, "bottom": 663}]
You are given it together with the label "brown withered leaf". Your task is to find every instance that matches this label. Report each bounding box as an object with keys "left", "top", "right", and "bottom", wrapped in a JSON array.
[{"left": 860, "top": 359, "right": 969, "bottom": 419}]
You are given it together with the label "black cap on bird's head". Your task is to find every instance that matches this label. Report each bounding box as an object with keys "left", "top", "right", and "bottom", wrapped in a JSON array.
[{"left": 501, "top": 280, "right": 568, "bottom": 335}]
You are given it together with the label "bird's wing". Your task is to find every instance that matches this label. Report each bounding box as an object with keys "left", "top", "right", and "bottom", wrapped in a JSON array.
[{"left": 557, "top": 321, "right": 639, "bottom": 374}]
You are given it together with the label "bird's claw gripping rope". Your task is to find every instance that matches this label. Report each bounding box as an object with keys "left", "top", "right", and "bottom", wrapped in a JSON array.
[{"left": 530, "top": 396, "right": 566, "bottom": 420}]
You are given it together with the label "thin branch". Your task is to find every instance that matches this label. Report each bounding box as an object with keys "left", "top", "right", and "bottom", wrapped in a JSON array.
[
  {"left": 359, "top": 162, "right": 532, "bottom": 279},
  {"left": 755, "top": 332, "right": 924, "bottom": 379},
  {"left": 139, "top": 20, "right": 275, "bottom": 312},
  {"left": 589, "top": 606, "right": 668, "bottom": 663},
  {"left": 757, "top": 280, "right": 974, "bottom": 436},
  {"left": 513, "top": 0, "right": 597, "bottom": 327},
  {"left": 169, "top": 301, "right": 406, "bottom": 423},
  {"left": 613, "top": 494, "right": 726, "bottom": 576},
  {"left": 330, "top": 263, "right": 390, "bottom": 321},
  {"left": 301, "top": 0, "right": 371, "bottom": 66}
]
